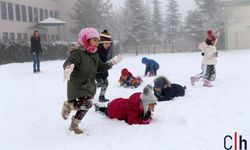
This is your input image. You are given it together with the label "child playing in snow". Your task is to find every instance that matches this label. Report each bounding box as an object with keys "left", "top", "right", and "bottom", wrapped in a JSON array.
[
  {"left": 141, "top": 57, "right": 159, "bottom": 76},
  {"left": 96, "top": 29, "right": 112, "bottom": 102},
  {"left": 190, "top": 30, "right": 218, "bottom": 87},
  {"left": 61, "top": 28, "right": 122, "bottom": 134},
  {"left": 118, "top": 68, "right": 143, "bottom": 88},
  {"left": 153, "top": 76, "right": 186, "bottom": 101},
  {"left": 94, "top": 85, "right": 157, "bottom": 125}
]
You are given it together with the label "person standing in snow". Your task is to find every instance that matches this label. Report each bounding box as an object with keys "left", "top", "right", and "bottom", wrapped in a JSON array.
[
  {"left": 96, "top": 30, "right": 112, "bottom": 102},
  {"left": 30, "top": 30, "right": 42, "bottom": 73},
  {"left": 141, "top": 57, "right": 159, "bottom": 76},
  {"left": 61, "top": 28, "right": 122, "bottom": 134},
  {"left": 94, "top": 85, "right": 157, "bottom": 125},
  {"left": 153, "top": 76, "right": 186, "bottom": 101},
  {"left": 190, "top": 30, "right": 218, "bottom": 87}
]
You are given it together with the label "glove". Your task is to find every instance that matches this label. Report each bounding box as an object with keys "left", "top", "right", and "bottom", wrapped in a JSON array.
[
  {"left": 212, "top": 52, "right": 218, "bottom": 57},
  {"left": 64, "top": 64, "right": 74, "bottom": 81},
  {"left": 201, "top": 53, "right": 204, "bottom": 56},
  {"left": 142, "top": 117, "right": 152, "bottom": 124},
  {"left": 143, "top": 111, "right": 151, "bottom": 121},
  {"left": 109, "top": 55, "right": 123, "bottom": 65}
]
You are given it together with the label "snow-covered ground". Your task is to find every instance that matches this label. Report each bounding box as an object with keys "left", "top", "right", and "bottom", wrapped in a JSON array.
[{"left": 0, "top": 50, "right": 249, "bottom": 150}]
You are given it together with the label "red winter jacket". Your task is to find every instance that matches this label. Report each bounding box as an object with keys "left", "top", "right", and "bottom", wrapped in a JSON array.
[{"left": 107, "top": 93, "right": 147, "bottom": 125}]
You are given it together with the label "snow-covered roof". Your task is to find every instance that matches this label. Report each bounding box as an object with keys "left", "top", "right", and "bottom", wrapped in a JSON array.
[{"left": 38, "top": 17, "right": 66, "bottom": 26}]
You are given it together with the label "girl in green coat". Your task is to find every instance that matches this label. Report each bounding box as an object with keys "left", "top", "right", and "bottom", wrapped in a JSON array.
[{"left": 61, "top": 28, "right": 122, "bottom": 134}]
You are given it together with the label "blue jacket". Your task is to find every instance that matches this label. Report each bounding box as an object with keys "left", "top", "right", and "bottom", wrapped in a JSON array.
[{"left": 142, "top": 57, "right": 159, "bottom": 75}]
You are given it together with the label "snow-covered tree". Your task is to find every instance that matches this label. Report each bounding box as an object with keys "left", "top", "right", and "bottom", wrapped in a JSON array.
[
  {"left": 184, "top": 10, "right": 204, "bottom": 49},
  {"left": 165, "top": 0, "right": 182, "bottom": 53},
  {"left": 70, "top": 0, "right": 112, "bottom": 34},
  {"left": 123, "top": 0, "right": 149, "bottom": 55},
  {"left": 151, "top": 0, "right": 163, "bottom": 53}
]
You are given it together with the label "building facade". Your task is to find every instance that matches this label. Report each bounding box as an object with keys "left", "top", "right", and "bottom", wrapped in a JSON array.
[
  {"left": 225, "top": 0, "right": 250, "bottom": 49},
  {"left": 0, "top": 0, "right": 77, "bottom": 42}
]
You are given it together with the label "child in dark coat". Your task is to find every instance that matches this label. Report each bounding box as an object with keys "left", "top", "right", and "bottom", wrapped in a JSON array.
[
  {"left": 153, "top": 76, "right": 186, "bottom": 101},
  {"left": 141, "top": 57, "right": 159, "bottom": 76},
  {"left": 94, "top": 85, "right": 157, "bottom": 125},
  {"left": 96, "top": 30, "right": 112, "bottom": 102},
  {"left": 118, "top": 68, "right": 143, "bottom": 88}
]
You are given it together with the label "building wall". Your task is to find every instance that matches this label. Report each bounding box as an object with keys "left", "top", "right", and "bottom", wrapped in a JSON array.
[
  {"left": 0, "top": 0, "right": 77, "bottom": 42},
  {"left": 226, "top": 2, "right": 250, "bottom": 49}
]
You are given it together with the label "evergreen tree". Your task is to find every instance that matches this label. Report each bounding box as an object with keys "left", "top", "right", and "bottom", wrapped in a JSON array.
[
  {"left": 123, "top": 0, "right": 149, "bottom": 55},
  {"left": 151, "top": 0, "right": 163, "bottom": 53},
  {"left": 165, "top": 0, "right": 182, "bottom": 53},
  {"left": 70, "top": 0, "right": 112, "bottom": 34},
  {"left": 184, "top": 10, "right": 204, "bottom": 49}
]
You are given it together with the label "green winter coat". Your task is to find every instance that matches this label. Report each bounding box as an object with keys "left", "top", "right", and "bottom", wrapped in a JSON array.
[{"left": 63, "top": 49, "right": 113, "bottom": 100}]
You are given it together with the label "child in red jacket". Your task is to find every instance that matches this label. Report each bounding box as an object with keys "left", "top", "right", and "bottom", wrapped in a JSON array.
[
  {"left": 94, "top": 85, "right": 157, "bottom": 125},
  {"left": 118, "top": 68, "right": 143, "bottom": 88}
]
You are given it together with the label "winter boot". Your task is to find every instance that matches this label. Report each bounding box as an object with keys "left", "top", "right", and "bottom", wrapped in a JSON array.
[
  {"left": 98, "top": 95, "right": 109, "bottom": 102},
  {"left": 190, "top": 76, "right": 198, "bottom": 85},
  {"left": 61, "top": 100, "right": 75, "bottom": 120},
  {"left": 69, "top": 116, "right": 83, "bottom": 134},
  {"left": 203, "top": 79, "right": 212, "bottom": 87}
]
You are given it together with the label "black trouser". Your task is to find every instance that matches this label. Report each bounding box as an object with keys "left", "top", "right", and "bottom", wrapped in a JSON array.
[
  {"left": 69, "top": 96, "right": 92, "bottom": 120},
  {"left": 96, "top": 78, "right": 109, "bottom": 97},
  {"left": 204, "top": 65, "right": 216, "bottom": 81}
]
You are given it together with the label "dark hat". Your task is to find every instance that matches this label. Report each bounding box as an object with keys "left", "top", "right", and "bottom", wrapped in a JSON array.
[
  {"left": 100, "top": 29, "right": 111, "bottom": 43},
  {"left": 154, "top": 78, "right": 165, "bottom": 89},
  {"left": 121, "top": 68, "right": 129, "bottom": 76},
  {"left": 142, "top": 57, "right": 148, "bottom": 64}
]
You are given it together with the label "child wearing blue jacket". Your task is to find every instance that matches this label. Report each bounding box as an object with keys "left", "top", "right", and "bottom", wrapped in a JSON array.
[{"left": 141, "top": 57, "right": 159, "bottom": 76}]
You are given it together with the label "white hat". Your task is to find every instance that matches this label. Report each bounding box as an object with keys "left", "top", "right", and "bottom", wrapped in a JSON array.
[{"left": 140, "top": 85, "right": 157, "bottom": 115}]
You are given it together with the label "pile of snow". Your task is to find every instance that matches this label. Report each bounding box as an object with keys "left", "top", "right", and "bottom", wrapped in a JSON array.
[{"left": 0, "top": 50, "right": 249, "bottom": 150}]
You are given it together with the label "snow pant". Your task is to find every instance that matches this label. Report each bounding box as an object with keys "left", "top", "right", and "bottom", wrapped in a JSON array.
[
  {"left": 68, "top": 96, "right": 92, "bottom": 120},
  {"left": 96, "top": 77, "right": 109, "bottom": 97},
  {"left": 32, "top": 52, "right": 40, "bottom": 72},
  {"left": 98, "top": 107, "right": 108, "bottom": 116},
  {"left": 195, "top": 65, "right": 207, "bottom": 80},
  {"left": 204, "top": 65, "right": 216, "bottom": 81}
]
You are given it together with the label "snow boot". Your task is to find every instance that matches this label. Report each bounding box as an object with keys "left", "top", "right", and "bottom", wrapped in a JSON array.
[
  {"left": 61, "top": 100, "right": 75, "bottom": 120},
  {"left": 98, "top": 95, "right": 109, "bottom": 102},
  {"left": 69, "top": 116, "right": 83, "bottom": 134},
  {"left": 190, "top": 76, "right": 198, "bottom": 85},
  {"left": 203, "top": 79, "right": 212, "bottom": 87}
]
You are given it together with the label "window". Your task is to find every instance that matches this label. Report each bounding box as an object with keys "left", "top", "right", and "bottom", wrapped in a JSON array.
[
  {"left": 9, "top": 32, "right": 15, "bottom": 42},
  {"left": 1, "top": 1, "right": 7, "bottom": 19},
  {"left": 3, "top": 32, "right": 8, "bottom": 42},
  {"left": 49, "top": 10, "right": 53, "bottom": 17},
  {"left": 15, "top": 4, "right": 21, "bottom": 21},
  {"left": 44, "top": 9, "right": 48, "bottom": 19},
  {"left": 34, "top": 7, "right": 38, "bottom": 22},
  {"left": 28, "top": 6, "right": 33, "bottom": 22},
  {"left": 23, "top": 33, "right": 28, "bottom": 41},
  {"left": 17, "top": 33, "right": 22, "bottom": 42},
  {"left": 21, "top": 5, "right": 27, "bottom": 22},
  {"left": 39, "top": 8, "right": 44, "bottom": 21},
  {"left": 7, "top": 2, "right": 14, "bottom": 20},
  {"left": 54, "top": 11, "right": 58, "bottom": 19}
]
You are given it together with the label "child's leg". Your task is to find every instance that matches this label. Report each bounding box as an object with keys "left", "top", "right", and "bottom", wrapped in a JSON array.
[{"left": 99, "top": 78, "right": 109, "bottom": 102}]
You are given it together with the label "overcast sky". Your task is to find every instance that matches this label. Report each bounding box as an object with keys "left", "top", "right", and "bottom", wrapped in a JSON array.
[{"left": 111, "top": 0, "right": 196, "bottom": 18}]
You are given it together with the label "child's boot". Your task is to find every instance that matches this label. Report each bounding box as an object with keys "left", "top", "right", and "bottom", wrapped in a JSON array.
[
  {"left": 69, "top": 116, "right": 83, "bottom": 134},
  {"left": 203, "top": 79, "right": 212, "bottom": 87},
  {"left": 99, "top": 95, "right": 109, "bottom": 102},
  {"left": 190, "top": 76, "right": 198, "bottom": 85},
  {"left": 61, "top": 100, "right": 75, "bottom": 120}
]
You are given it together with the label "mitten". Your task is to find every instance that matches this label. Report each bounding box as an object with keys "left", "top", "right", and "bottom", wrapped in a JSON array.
[
  {"left": 143, "top": 111, "right": 151, "bottom": 120},
  {"left": 64, "top": 64, "right": 74, "bottom": 81},
  {"left": 109, "top": 55, "right": 123, "bottom": 65}
]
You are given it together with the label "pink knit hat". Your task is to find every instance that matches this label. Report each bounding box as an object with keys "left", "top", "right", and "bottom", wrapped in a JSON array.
[{"left": 77, "top": 28, "right": 100, "bottom": 53}]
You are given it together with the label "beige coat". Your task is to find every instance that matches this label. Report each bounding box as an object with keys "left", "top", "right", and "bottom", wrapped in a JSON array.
[{"left": 200, "top": 43, "right": 217, "bottom": 65}]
